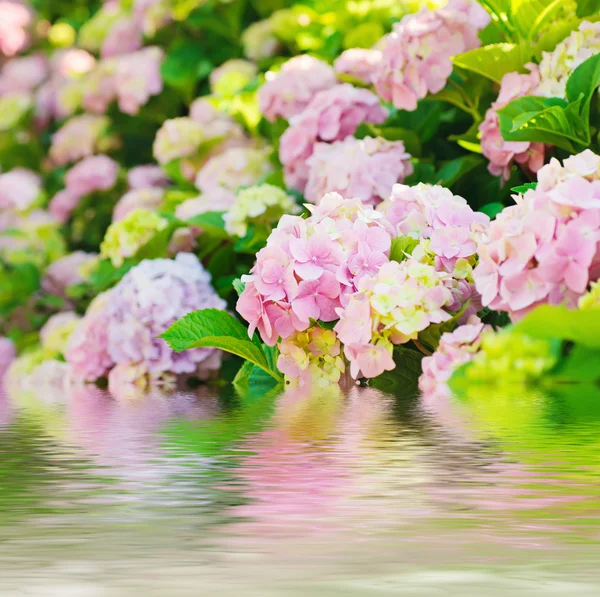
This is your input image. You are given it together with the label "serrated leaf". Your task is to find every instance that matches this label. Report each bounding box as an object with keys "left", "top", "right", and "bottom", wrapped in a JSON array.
[
  {"left": 453, "top": 43, "right": 529, "bottom": 84},
  {"left": 160, "top": 308, "right": 282, "bottom": 381}
]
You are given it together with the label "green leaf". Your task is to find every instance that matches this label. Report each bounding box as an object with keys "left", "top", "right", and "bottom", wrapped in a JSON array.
[
  {"left": 87, "top": 259, "right": 135, "bottom": 293},
  {"left": 369, "top": 346, "right": 423, "bottom": 396},
  {"left": 418, "top": 302, "right": 470, "bottom": 352},
  {"left": 513, "top": 305, "right": 600, "bottom": 349},
  {"left": 232, "top": 278, "right": 245, "bottom": 297},
  {"left": 552, "top": 345, "right": 600, "bottom": 383},
  {"left": 453, "top": 43, "right": 529, "bottom": 84},
  {"left": 497, "top": 96, "right": 585, "bottom": 152},
  {"left": 161, "top": 40, "right": 212, "bottom": 95},
  {"left": 511, "top": 182, "right": 537, "bottom": 194},
  {"left": 160, "top": 308, "right": 282, "bottom": 381},
  {"left": 577, "top": 0, "right": 600, "bottom": 18},
  {"left": 436, "top": 155, "right": 484, "bottom": 188},
  {"left": 565, "top": 53, "right": 600, "bottom": 122},
  {"left": 389, "top": 236, "right": 419, "bottom": 263},
  {"left": 479, "top": 202, "right": 505, "bottom": 219},
  {"left": 186, "top": 211, "right": 229, "bottom": 239}
]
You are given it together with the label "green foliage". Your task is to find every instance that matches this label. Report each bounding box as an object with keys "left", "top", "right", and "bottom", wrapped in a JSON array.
[
  {"left": 453, "top": 43, "right": 529, "bottom": 84},
  {"left": 389, "top": 236, "right": 419, "bottom": 263},
  {"left": 369, "top": 346, "right": 423, "bottom": 396},
  {"left": 160, "top": 308, "right": 283, "bottom": 382}
]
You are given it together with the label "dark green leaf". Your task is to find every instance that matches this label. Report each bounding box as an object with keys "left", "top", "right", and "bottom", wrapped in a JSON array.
[
  {"left": 369, "top": 346, "right": 423, "bottom": 396},
  {"left": 479, "top": 202, "right": 505, "bottom": 219},
  {"left": 186, "top": 211, "right": 229, "bottom": 239},
  {"left": 436, "top": 155, "right": 484, "bottom": 188},
  {"left": 577, "top": 0, "right": 600, "bottom": 18}
]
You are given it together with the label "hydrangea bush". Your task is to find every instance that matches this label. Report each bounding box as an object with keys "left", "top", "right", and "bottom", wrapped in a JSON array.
[{"left": 2, "top": 0, "right": 600, "bottom": 400}]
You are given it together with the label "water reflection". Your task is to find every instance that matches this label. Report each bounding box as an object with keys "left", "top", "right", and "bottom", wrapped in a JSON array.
[{"left": 1, "top": 378, "right": 600, "bottom": 594}]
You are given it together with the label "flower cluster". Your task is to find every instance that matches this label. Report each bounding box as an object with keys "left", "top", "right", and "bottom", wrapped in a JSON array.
[
  {"left": 335, "top": 259, "right": 455, "bottom": 379},
  {"left": 66, "top": 253, "right": 226, "bottom": 383},
  {"left": 373, "top": 0, "right": 490, "bottom": 111},
  {"left": 537, "top": 21, "right": 600, "bottom": 98},
  {"left": 237, "top": 192, "right": 393, "bottom": 349},
  {"left": 209, "top": 59, "right": 257, "bottom": 97},
  {"left": 100, "top": 208, "right": 169, "bottom": 266},
  {"left": 49, "top": 114, "right": 111, "bottom": 166},
  {"left": 278, "top": 327, "right": 346, "bottom": 388},
  {"left": 49, "top": 155, "right": 119, "bottom": 223},
  {"left": 473, "top": 150, "right": 600, "bottom": 320},
  {"left": 0, "top": 168, "right": 41, "bottom": 213},
  {"left": 0, "top": 0, "right": 33, "bottom": 58},
  {"left": 279, "top": 84, "right": 389, "bottom": 192},
  {"left": 242, "top": 19, "right": 280, "bottom": 61},
  {"left": 259, "top": 55, "right": 337, "bottom": 122},
  {"left": 304, "top": 136, "right": 413, "bottom": 206},
  {"left": 0, "top": 336, "right": 16, "bottom": 379},
  {"left": 418, "top": 315, "right": 489, "bottom": 392},
  {"left": 479, "top": 65, "right": 547, "bottom": 182},
  {"left": 334, "top": 48, "right": 382, "bottom": 86},
  {"left": 42, "top": 251, "right": 98, "bottom": 297},
  {"left": 223, "top": 184, "right": 300, "bottom": 238}
]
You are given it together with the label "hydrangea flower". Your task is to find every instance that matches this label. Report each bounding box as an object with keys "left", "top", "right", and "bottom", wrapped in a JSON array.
[
  {"left": 153, "top": 117, "right": 205, "bottom": 165},
  {"left": 101, "top": 16, "right": 143, "bottom": 58},
  {"left": 279, "top": 84, "right": 389, "bottom": 192},
  {"left": 237, "top": 192, "right": 393, "bottom": 346},
  {"left": 195, "top": 147, "right": 274, "bottom": 196},
  {"left": 479, "top": 65, "right": 547, "bottom": 182},
  {"left": 113, "top": 188, "right": 165, "bottom": 222},
  {"left": 242, "top": 19, "right": 280, "bottom": 60},
  {"left": 49, "top": 114, "right": 111, "bottom": 166},
  {"left": 537, "top": 21, "right": 600, "bottom": 98},
  {"left": 259, "top": 55, "right": 337, "bottom": 122},
  {"left": 0, "top": 92, "right": 31, "bottom": 131},
  {"left": 133, "top": 0, "right": 172, "bottom": 36},
  {"left": 373, "top": 0, "right": 490, "bottom": 111},
  {"left": 334, "top": 48, "right": 382, "bottom": 85},
  {"left": 66, "top": 253, "right": 226, "bottom": 383},
  {"left": 0, "top": 53, "right": 48, "bottom": 94},
  {"left": 127, "top": 164, "right": 169, "bottom": 190},
  {"left": 473, "top": 150, "right": 600, "bottom": 320},
  {"left": 418, "top": 315, "right": 489, "bottom": 393},
  {"left": 101, "top": 208, "right": 169, "bottom": 266},
  {"left": 209, "top": 59, "right": 257, "bottom": 96},
  {"left": 223, "top": 184, "right": 300, "bottom": 238},
  {"left": 304, "top": 136, "right": 413, "bottom": 206},
  {"left": 334, "top": 259, "right": 455, "bottom": 379},
  {"left": 40, "top": 311, "right": 81, "bottom": 355},
  {"left": 42, "top": 251, "right": 98, "bottom": 296},
  {"left": 0, "top": 0, "right": 33, "bottom": 57},
  {"left": 0, "top": 168, "right": 41, "bottom": 212}
]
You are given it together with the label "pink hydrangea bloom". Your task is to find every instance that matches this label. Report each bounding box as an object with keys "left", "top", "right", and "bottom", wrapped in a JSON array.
[
  {"left": 418, "top": 315, "right": 489, "bottom": 393},
  {"left": 48, "top": 189, "right": 81, "bottom": 224},
  {"left": 473, "top": 150, "right": 600, "bottom": 320},
  {"left": 42, "top": 251, "right": 98, "bottom": 296},
  {"left": 195, "top": 147, "right": 273, "bottom": 195},
  {"left": 0, "top": 168, "right": 41, "bottom": 212},
  {"left": 304, "top": 136, "right": 413, "bottom": 206},
  {"left": 65, "top": 155, "right": 119, "bottom": 197},
  {"left": 101, "top": 17, "right": 143, "bottom": 58},
  {"left": 67, "top": 254, "right": 226, "bottom": 382},
  {"left": 127, "top": 164, "right": 169, "bottom": 189},
  {"left": 189, "top": 97, "right": 248, "bottom": 142},
  {"left": 373, "top": 0, "right": 490, "bottom": 111},
  {"left": 480, "top": 64, "right": 548, "bottom": 182},
  {"left": 259, "top": 55, "right": 337, "bottom": 122},
  {"left": 0, "top": 337, "right": 16, "bottom": 379},
  {"left": 0, "top": 0, "right": 33, "bottom": 57},
  {"left": 133, "top": 0, "right": 172, "bottom": 36},
  {"left": 113, "top": 188, "right": 164, "bottom": 221},
  {"left": 237, "top": 192, "right": 392, "bottom": 346},
  {"left": 175, "top": 188, "right": 237, "bottom": 221},
  {"left": 334, "top": 259, "right": 456, "bottom": 378},
  {"left": 49, "top": 114, "right": 110, "bottom": 166},
  {"left": 279, "top": 83, "right": 388, "bottom": 192},
  {"left": 334, "top": 48, "right": 382, "bottom": 85},
  {"left": 0, "top": 53, "right": 48, "bottom": 94}
]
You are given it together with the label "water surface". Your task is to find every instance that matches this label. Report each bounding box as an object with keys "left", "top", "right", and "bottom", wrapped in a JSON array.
[{"left": 1, "top": 380, "right": 600, "bottom": 595}]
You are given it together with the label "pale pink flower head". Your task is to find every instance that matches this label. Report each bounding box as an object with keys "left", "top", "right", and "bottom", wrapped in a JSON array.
[
  {"left": 259, "top": 55, "right": 337, "bottom": 122},
  {"left": 373, "top": 0, "right": 489, "bottom": 111},
  {"left": 133, "top": 0, "right": 172, "bottom": 36},
  {"left": 0, "top": 0, "right": 33, "bottom": 57},
  {"left": 49, "top": 114, "right": 110, "bottom": 166},
  {"left": 64, "top": 155, "right": 119, "bottom": 197},
  {"left": 0, "top": 168, "right": 41, "bottom": 212},
  {"left": 334, "top": 295, "right": 372, "bottom": 346},
  {"left": 42, "top": 251, "right": 98, "bottom": 296},
  {"left": 334, "top": 48, "right": 382, "bottom": 85},
  {"left": 0, "top": 53, "right": 48, "bottom": 94},
  {"left": 304, "top": 136, "right": 413, "bottom": 206},
  {"left": 127, "top": 164, "right": 169, "bottom": 189},
  {"left": 279, "top": 83, "right": 388, "bottom": 192},
  {"left": 346, "top": 343, "right": 395, "bottom": 380},
  {"left": 101, "top": 16, "right": 143, "bottom": 58},
  {"left": 0, "top": 337, "right": 16, "bottom": 379},
  {"left": 473, "top": 150, "right": 600, "bottom": 319},
  {"left": 175, "top": 188, "right": 236, "bottom": 221},
  {"left": 48, "top": 189, "right": 81, "bottom": 224},
  {"left": 113, "top": 46, "right": 164, "bottom": 115},
  {"left": 113, "top": 188, "right": 164, "bottom": 221}
]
